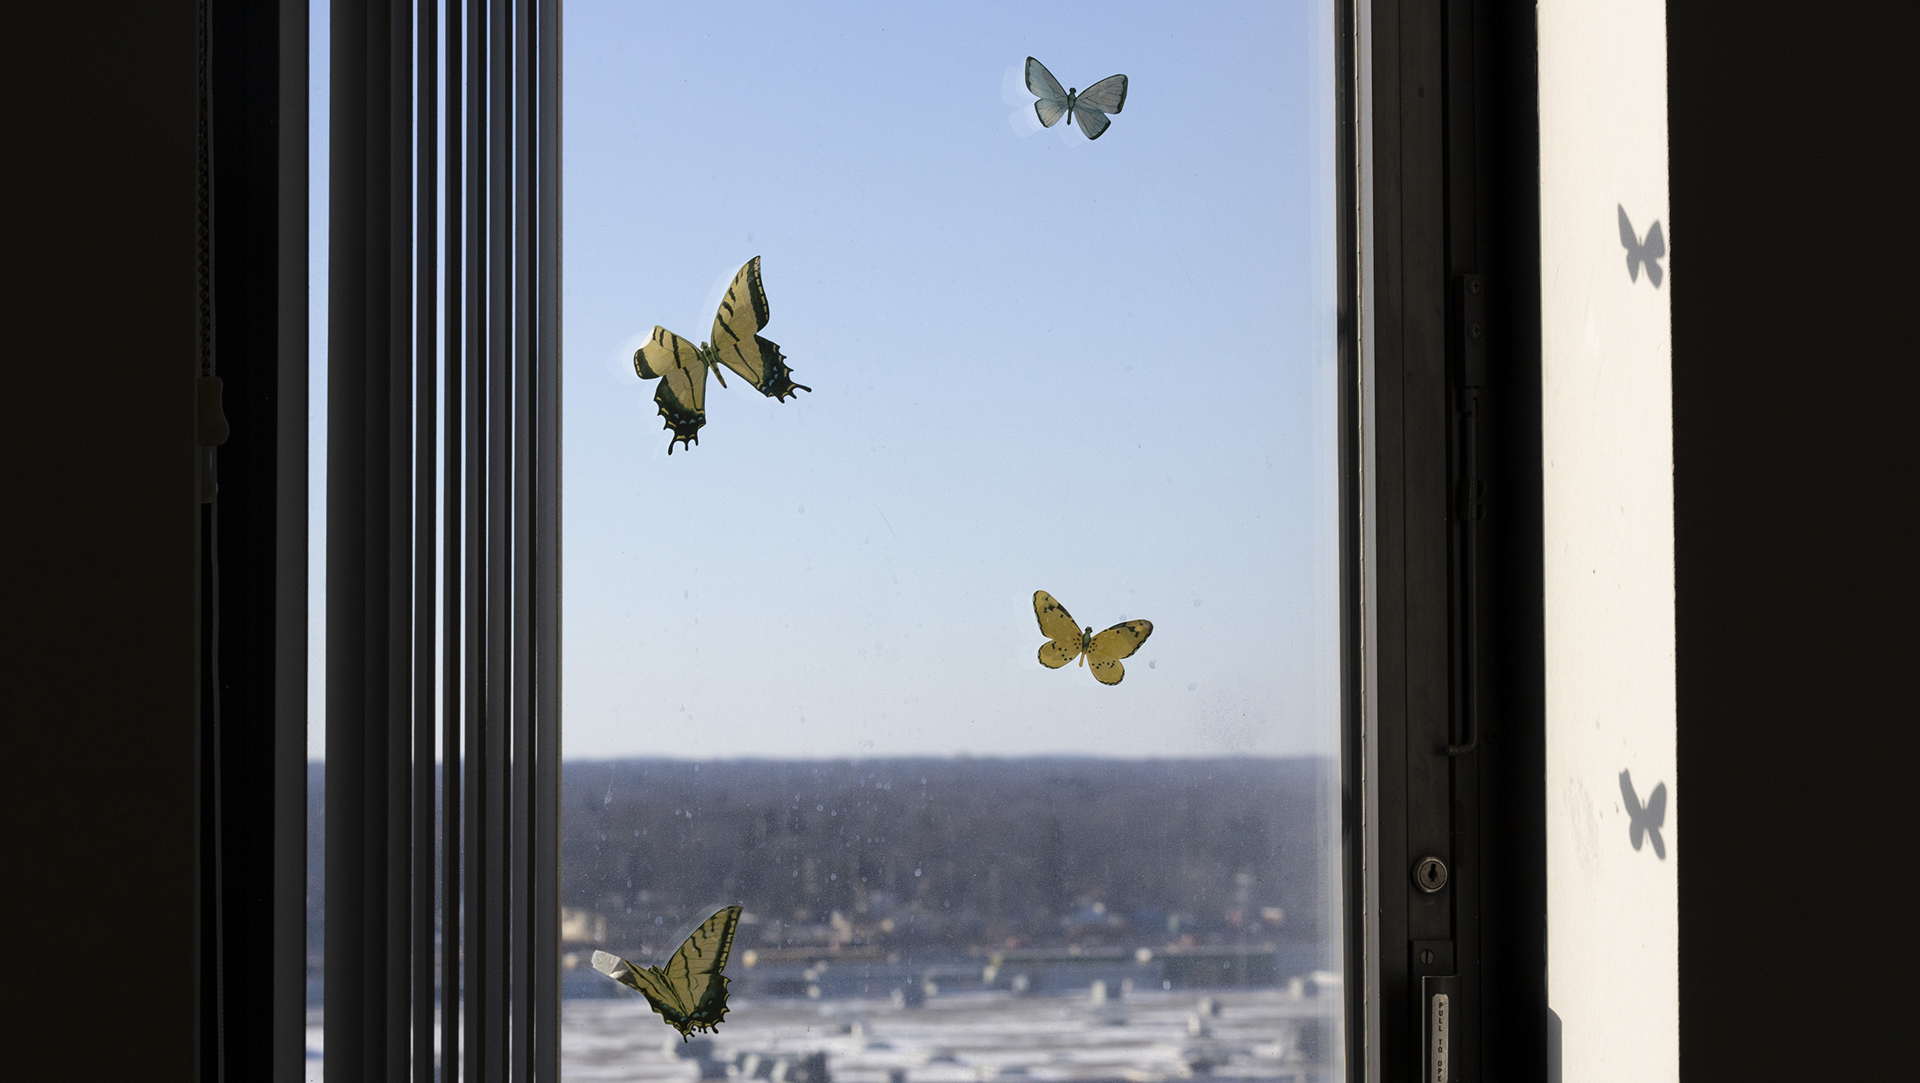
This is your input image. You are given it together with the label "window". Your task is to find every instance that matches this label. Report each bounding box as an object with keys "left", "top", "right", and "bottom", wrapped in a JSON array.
[
  {"left": 559, "top": 4, "right": 1349, "bottom": 1081},
  {"left": 307, "top": 1, "right": 1381, "bottom": 1079}
]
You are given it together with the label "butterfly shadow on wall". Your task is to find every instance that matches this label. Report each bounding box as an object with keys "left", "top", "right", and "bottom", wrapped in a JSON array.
[
  {"left": 1617, "top": 204, "right": 1666, "bottom": 288},
  {"left": 1618, "top": 769, "right": 1668, "bottom": 860}
]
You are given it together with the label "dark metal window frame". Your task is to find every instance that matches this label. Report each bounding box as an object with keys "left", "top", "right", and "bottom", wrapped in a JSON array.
[{"left": 1353, "top": 0, "right": 1546, "bottom": 1078}]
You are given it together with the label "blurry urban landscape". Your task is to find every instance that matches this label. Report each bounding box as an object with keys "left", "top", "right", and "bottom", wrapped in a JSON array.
[{"left": 307, "top": 758, "right": 1343, "bottom": 1080}]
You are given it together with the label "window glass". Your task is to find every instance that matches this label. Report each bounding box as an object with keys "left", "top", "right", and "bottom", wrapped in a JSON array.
[
  {"left": 307, "top": 2, "right": 332, "bottom": 1076},
  {"left": 562, "top": 3, "right": 1344, "bottom": 1080}
]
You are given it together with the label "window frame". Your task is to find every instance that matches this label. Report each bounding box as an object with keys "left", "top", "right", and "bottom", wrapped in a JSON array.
[
  {"left": 1353, "top": 0, "right": 1547, "bottom": 1078},
  {"left": 283, "top": 2, "right": 1551, "bottom": 1081}
]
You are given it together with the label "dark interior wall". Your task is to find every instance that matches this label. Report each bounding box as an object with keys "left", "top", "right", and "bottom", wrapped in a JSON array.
[
  {"left": 0, "top": 3, "right": 201, "bottom": 1079},
  {"left": 1669, "top": 6, "right": 1920, "bottom": 1077}
]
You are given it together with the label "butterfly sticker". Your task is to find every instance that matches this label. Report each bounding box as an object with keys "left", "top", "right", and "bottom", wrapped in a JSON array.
[
  {"left": 1618, "top": 205, "right": 1666, "bottom": 287},
  {"left": 1033, "top": 590, "right": 1153, "bottom": 685},
  {"left": 1618, "top": 769, "right": 1668, "bottom": 859},
  {"left": 633, "top": 257, "right": 810, "bottom": 453},
  {"left": 592, "top": 904, "right": 743, "bottom": 1040},
  {"left": 1025, "top": 58, "right": 1129, "bottom": 140}
]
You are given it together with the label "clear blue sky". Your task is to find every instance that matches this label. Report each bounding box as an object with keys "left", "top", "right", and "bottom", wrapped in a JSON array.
[
  {"left": 311, "top": 1, "right": 1340, "bottom": 761},
  {"left": 561, "top": 0, "right": 1340, "bottom": 760}
]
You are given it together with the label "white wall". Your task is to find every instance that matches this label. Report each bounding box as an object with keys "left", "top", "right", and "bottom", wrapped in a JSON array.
[{"left": 1538, "top": 1, "right": 1677, "bottom": 1079}]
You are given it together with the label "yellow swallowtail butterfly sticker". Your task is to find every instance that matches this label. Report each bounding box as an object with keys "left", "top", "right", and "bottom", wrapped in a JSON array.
[
  {"left": 592, "top": 904, "right": 743, "bottom": 1039},
  {"left": 633, "top": 257, "right": 810, "bottom": 453},
  {"left": 1033, "top": 590, "right": 1154, "bottom": 685}
]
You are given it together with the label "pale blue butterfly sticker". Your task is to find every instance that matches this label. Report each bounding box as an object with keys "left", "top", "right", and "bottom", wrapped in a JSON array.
[{"left": 1025, "top": 57, "right": 1129, "bottom": 141}]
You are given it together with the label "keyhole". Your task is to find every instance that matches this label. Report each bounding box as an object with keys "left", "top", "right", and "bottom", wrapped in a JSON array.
[{"left": 1414, "top": 855, "right": 1449, "bottom": 893}]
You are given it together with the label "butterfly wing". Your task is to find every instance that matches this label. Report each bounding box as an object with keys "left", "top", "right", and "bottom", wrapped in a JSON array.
[
  {"left": 1026, "top": 57, "right": 1070, "bottom": 128},
  {"left": 657, "top": 904, "right": 744, "bottom": 1038},
  {"left": 1038, "top": 641, "right": 1082, "bottom": 668},
  {"left": 1086, "top": 620, "right": 1152, "bottom": 685},
  {"left": 1076, "top": 74, "right": 1127, "bottom": 115},
  {"left": 591, "top": 950, "right": 694, "bottom": 1025},
  {"left": 1033, "top": 590, "right": 1084, "bottom": 668},
  {"left": 634, "top": 326, "right": 709, "bottom": 453},
  {"left": 710, "top": 257, "right": 810, "bottom": 401},
  {"left": 1072, "top": 74, "right": 1125, "bottom": 140},
  {"left": 1075, "top": 107, "right": 1113, "bottom": 140}
]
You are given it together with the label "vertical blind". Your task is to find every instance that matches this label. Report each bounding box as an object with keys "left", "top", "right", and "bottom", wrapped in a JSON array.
[{"left": 325, "top": 1, "right": 559, "bottom": 1080}]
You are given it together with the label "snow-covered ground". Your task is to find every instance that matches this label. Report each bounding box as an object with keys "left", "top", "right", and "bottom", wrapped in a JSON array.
[
  {"left": 304, "top": 988, "right": 1340, "bottom": 1083},
  {"left": 563, "top": 988, "right": 1338, "bottom": 1083}
]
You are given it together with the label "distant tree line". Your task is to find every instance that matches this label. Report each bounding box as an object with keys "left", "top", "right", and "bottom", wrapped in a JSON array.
[{"left": 561, "top": 757, "right": 1337, "bottom": 958}]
